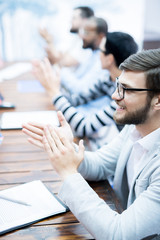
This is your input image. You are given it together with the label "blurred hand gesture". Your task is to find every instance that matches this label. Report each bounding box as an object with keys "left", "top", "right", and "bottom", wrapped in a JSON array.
[
  {"left": 39, "top": 27, "right": 53, "bottom": 44},
  {"left": 32, "top": 57, "right": 61, "bottom": 98}
]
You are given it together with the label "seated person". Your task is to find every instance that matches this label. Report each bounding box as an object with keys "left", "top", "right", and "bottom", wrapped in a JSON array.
[
  {"left": 23, "top": 48, "right": 160, "bottom": 239},
  {"left": 59, "top": 16, "right": 109, "bottom": 95},
  {"left": 32, "top": 32, "right": 138, "bottom": 150},
  {"left": 40, "top": 6, "right": 94, "bottom": 68}
]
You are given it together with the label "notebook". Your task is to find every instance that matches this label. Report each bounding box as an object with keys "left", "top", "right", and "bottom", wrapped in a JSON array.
[
  {"left": 0, "top": 180, "right": 68, "bottom": 235},
  {"left": 0, "top": 110, "right": 59, "bottom": 130}
]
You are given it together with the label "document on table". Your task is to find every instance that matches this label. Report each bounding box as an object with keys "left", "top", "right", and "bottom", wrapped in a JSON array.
[
  {"left": 0, "top": 180, "right": 68, "bottom": 235},
  {"left": 0, "top": 110, "right": 59, "bottom": 130},
  {"left": 17, "top": 80, "right": 45, "bottom": 93},
  {"left": 0, "top": 63, "right": 32, "bottom": 82}
]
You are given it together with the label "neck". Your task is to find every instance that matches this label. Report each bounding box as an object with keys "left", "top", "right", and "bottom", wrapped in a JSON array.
[{"left": 136, "top": 113, "right": 160, "bottom": 137}]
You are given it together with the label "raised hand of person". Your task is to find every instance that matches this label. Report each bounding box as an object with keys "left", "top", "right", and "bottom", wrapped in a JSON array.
[
  {"left": 32, "top": 57, "right": 61, "bottom": 99},
  {"left": 39, "top": 27, "right": 53, "bottom": 45},
  {"left": 42, "top": 123, "right": 84, "bottom": 180}
]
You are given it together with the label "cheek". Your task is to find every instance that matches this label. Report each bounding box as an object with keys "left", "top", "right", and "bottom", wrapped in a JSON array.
[
  {"left": 123, "top": 95, "right": 134, "bottom": 109},
  {"left": 124, "top": 93, "right": 146, "bottom": 110}
]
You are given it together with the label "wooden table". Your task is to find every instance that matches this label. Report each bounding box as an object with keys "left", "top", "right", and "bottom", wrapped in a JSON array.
[{"left": 0, "top": 65, "right": 123, "bottom": 239}]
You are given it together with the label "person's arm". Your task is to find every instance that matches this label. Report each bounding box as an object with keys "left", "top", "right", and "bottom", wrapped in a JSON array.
[
  {"left": 63, "top": 77, "right": 115, "bottom": 107},
  {"left": 53, "top": 94, "right": 117, "bottom": 137},
  {"left": 32, "top": 58, "right": 117, "bottom": 137},
  {"left": 39, "top": 28, "right": 79, "bottom": 67},
  {"left": 32, "top": 58, "right": 61, "bottom": 100},
  {"left": 59, "top": 167, "right": 160, "bottom": 240},
  {"left": 54, "top": 125, "right": 160, "bottom": 239},
  {"left": 23, "top": 110, "right": 160, "bottom": 239},
  {"left": 39, "top": 28, "right": 60, "bottom": 64},
  {"left": 32, "top": 57, "right": 115, "bottom": 107}
]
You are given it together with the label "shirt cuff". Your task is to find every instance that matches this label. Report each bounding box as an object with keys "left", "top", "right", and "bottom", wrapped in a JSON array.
[
  {"left": 58, "top": 173, "right": 87, "bottom": 205},
  {"left": 52, "top": 93, "right": 63, "bottom": 104}
]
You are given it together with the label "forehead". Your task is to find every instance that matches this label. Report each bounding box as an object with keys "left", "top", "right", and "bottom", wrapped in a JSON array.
[
  {"left": 119, "top": 71, "right": 147, "bottom": 88},
  {"left": 72, "top": 9, "right": 82, "bottom": 19},
  {"left": 83, "top": 20, "right": 97, "bottom": 31}
]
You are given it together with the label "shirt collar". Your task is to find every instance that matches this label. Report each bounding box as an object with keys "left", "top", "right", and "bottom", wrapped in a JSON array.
[{"left": 130, "top": 126, "right": 160, "bottom": 152}]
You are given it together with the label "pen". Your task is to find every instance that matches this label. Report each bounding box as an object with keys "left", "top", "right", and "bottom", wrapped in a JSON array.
[{"left": 0, "top": 195, "right": 31, "bottom": 206}]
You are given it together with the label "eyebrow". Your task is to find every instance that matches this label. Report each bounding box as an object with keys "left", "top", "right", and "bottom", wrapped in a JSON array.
[
  {"left": 119, "top": 80, "right": 134, "bottom": 89},
  {"left": 119, "top": 79, "right": 142, "bottom": 89},
  {"left": 121, "top": 82, "right": 133, "bottom": 88}
]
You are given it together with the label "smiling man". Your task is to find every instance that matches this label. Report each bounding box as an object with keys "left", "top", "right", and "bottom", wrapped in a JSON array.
[{"left": 23, "top": 48, "right": 160, "bottom": 240}]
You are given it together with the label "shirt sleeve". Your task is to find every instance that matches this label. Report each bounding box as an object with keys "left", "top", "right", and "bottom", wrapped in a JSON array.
[
  {"left": 53, "top": 94, "right": 117, "bottom": 137},
  {"left": 59, "top": 168, "right": 160, "bottom": 240},
  {"left": 61, "top": 77, "right": 116, "bottom": 106}
]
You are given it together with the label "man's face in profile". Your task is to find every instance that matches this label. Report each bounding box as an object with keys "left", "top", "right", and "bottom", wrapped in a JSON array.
[
  {"left": 70, "top": 9, "right": 82, "bottom": 33},
  {"left": 79, "top": 22, "right": 98, "bottom": 50}
]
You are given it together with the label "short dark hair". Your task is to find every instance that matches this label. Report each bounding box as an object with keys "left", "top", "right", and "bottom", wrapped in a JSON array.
[
  {"left": 105, "top": 32, "right": 138, "bottom": 67},
  {"left": 74, "top": 6, "right": 94, "bottom": 18},
  {"left": 120, "top": 48, "right": 160, "bottom": 95},
  {"left": 89, "top": 17, "right": 108, "bottom": 35}
]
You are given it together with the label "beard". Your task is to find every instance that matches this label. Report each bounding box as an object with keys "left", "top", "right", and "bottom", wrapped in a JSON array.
[
  {"left": 113, "top": 97, "right": 152, "bottom": 125},
  {"left": 82, "top": 41, "right": 95, "bottom": 50},
  {"left": 70, "top": 28, "right": 78, "bottom": 33}
]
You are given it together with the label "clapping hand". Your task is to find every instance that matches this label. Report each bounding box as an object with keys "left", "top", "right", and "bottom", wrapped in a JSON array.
[
  {"left": 22, "top": 111, "right": 74, "bottom": 149},
  {"left": 32, "top": 57, "right": 61, "bottom": 98},
  {"left": 22, "top": 111, "right": 84, "bottom": 180}
]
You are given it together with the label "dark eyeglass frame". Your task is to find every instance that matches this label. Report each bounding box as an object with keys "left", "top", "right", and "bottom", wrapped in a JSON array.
[
  {"left": 98, "top": 47, "right": 107, "bottom": 54},
  {"left": 116, "top": 77, "right": 160, "bottom": 100}
]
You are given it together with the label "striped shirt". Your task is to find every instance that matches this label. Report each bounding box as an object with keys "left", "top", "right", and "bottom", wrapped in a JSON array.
[
  {"left": 53, "top": 94, "right": 117, "bottom": 138},
  {"left": 62, "top": 77, "right": 115, "bottom": 106},
  {"left": 53, "top": 77, "right": 122, "bottom": 140}
]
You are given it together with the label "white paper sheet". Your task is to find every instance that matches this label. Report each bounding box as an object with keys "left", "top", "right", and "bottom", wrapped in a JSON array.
[
  {"left": 0, "top": 63, "right": 32, "bottom": 82},
  {"left": 0, "top": 180, "right": 67, "bottom": 234},
  {"left": 0, "top": 110, "right": 59, "bottom": 130}
]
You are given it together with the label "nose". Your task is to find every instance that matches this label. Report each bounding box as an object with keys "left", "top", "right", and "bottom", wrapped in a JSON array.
[{"left": 112, "top": 88, "right": 121, "bottom": 100}]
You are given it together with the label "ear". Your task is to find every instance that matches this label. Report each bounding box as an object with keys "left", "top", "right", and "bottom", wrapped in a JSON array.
[
  {"left": 107, "top": 54, "right": 115, "bottom": 66},
  {"left": 153, "top": 95, "right": 160, "bottom": 110}
]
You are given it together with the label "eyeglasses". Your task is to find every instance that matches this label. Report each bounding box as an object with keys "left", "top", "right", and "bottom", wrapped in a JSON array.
[
  {"left": 99, "top": 48, "right": 106, "bottom": 54},
  {"left": 116, "top": 77, "right": 160, "bottom": 100}
]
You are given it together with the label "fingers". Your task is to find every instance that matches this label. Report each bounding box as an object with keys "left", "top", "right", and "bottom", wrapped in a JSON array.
[
  {"left": 78, "top": 139, "right": 85, "bottom": 162},
  {"left": 28, "top": 137, "right": 44, "bottom": 149},
  {"left": 57, "top": 111, "right": 68, "bottom": 127},
  {"left": 54, "top": 127, "right": 71, "bottom": 148},
  {"left": 42, "top": 135, "right": 53, "bottom": 158},
  {"left": 22, "top": 122, "right": 46, "bottom": 149},
  {"left": 44, "top": 57, "right": 52, "bottom": 71},
  {"left": 54, "top": 64, "right": 61, "bottom": 78},
  {"left": 44, "top": 125, "right": 66, "bottom": 152},
  {"left": 43, "top": 126, "right": 57, "bottom": 151},
  {"left": 22, "top": 122, "right": 44, "bottom": 138},
  {"left": 22, "top": 128, "right": 43, "bottom": 142}
]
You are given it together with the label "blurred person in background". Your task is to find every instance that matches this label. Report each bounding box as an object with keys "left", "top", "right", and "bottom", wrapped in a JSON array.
[
  {"left": 39, "top": 6, "right": 94, "bottom": 68},
  {"left": 59, "top": 16, "right": 109, "bottom": 95}
]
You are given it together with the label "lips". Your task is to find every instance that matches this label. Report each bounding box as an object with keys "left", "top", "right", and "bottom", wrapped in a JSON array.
[
  {"left": 114, "top": 101, "right": 126, "bottom": 111},
  {"left": 116, "top": 104, "right": 126, "bottom": 111}
]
